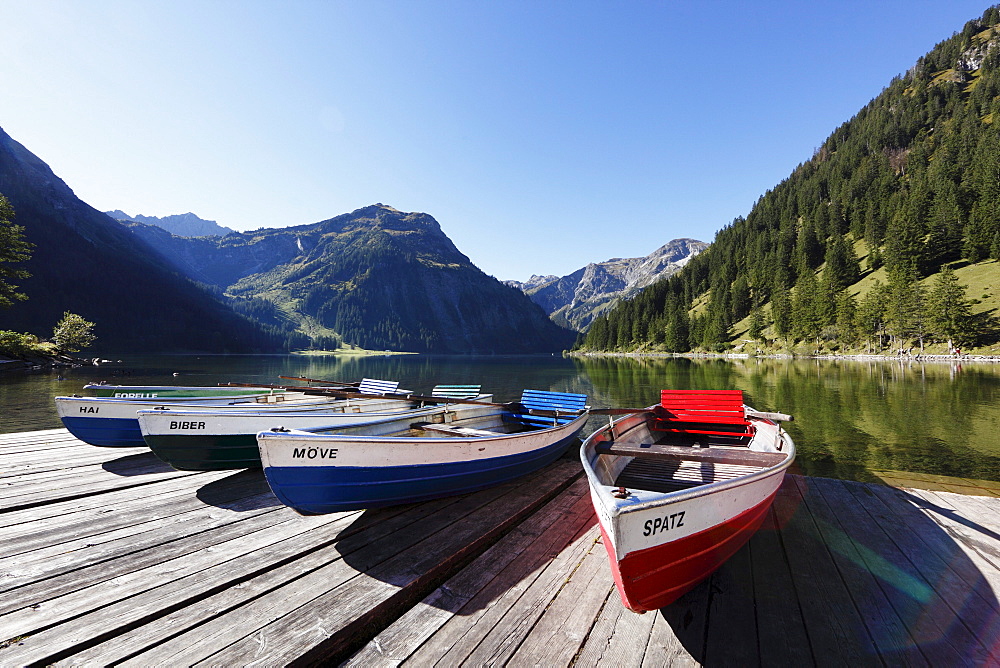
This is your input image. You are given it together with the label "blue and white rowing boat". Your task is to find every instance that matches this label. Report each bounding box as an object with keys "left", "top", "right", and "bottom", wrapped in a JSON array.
[{"left": 257, "top": 390, "right": 589, "bottom": 514}]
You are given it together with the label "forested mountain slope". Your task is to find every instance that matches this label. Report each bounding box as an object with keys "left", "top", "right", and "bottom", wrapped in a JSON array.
[
  {"left": 582, "top": 6, "right": 1000, "bottom": 354},
  {"left": 0, "top": 127, "right": 295, "bottom": 353},
  {"left": 125, "top": 205, "right": 577, "bottom": 354}
]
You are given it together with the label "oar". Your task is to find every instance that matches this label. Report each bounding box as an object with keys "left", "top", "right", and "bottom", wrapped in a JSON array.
[
  {"left": 278, "top": 376, "right": 361, "bottom": 387},
  {"left": 746, "top": 410, "right": 794, "bottom": 422},
  {"left": 223, "top": 381, "right": 654, "bottom": 419},
  {"left": 219, "top": 382, "right": 359, "bottom": 396}
]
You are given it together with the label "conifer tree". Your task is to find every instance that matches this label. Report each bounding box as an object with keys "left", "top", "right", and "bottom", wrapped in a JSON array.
[
  {"left": 823, "top": 236, "right": 862, "bottom": 292},
  {"left": 0, "top": 195, "right": 33, "bottom": 310},
  {"left": 884, "top": 265, "right": 926, "bottom": 349},
  {"left": 835, "top": 291, "right": 858, "bottom": 345},
  {"left": 748, "top": 308, "right": 767, "bottom": 341},
  {"left": 771, "top": 286, "right": 793, "bottom": 343},
  {"left": 927, "top": 266, "right": 974, "bottom": 348},
  {"left": 792, "top": 272, "right": 822, "bottom": 342},
  {"left": 856, "top": 280, "right": 888, "bottom": 352}
]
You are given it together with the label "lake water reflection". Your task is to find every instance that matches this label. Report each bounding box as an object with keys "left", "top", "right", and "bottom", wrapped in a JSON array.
[{"left": 3, "top": 353, "right": 999, "bottom": 485}]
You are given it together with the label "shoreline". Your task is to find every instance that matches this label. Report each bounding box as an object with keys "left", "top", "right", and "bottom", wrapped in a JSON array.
[{"left": 568, "top": 351, "right": 1000, "bottom": 363}]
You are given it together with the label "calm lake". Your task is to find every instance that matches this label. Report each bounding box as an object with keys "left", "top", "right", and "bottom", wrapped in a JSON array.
[{"left": 3, "top": 353, "right": 999, "bottom": 486}]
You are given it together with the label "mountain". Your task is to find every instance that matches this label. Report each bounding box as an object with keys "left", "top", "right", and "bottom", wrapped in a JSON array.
[
  {"left": 123, "top": 204, "right": 577, "bottom": 354},
  {"left": 0, "top": 126, "right": 300, "bottom": 353},
  {"left": 106, "top": 210, "right": 234, "bottom": 237},
  {"left": 582, "top": 6, "right": 1000, "bottom": 354},
  {"left": 510, "top": 239, "right": 707, "bottom": 331}
]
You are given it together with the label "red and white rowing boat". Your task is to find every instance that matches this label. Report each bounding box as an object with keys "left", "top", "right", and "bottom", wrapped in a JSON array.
[{"left": 581, "top": 389, "right": 795, "bottom": 613}]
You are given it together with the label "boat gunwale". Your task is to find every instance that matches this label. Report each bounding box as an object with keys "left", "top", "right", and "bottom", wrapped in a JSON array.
[
  {"left": 257, "top": 409, "right": 591, "bottom": 446},
  {"left": 137, "top": 404, "right": 458, "bottom": 435},
  {"left": 581, "top": 407, "right": 795, "bottom": 517}
]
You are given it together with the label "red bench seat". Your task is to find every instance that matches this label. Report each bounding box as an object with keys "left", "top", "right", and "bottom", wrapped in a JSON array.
[{"left": 651, "top": 389, "right": 754, "bottom": 438}]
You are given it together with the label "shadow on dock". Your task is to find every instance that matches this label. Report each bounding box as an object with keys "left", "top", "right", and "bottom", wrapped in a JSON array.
[
  {"left": 195, "top": 469, "right": 284, "bottom": 511},
  {"left": 656, "top": 476, "right": 1000, "bottom": 666},
  {"left": 100, "top": 451, "right": 176, "bottom": 476}
]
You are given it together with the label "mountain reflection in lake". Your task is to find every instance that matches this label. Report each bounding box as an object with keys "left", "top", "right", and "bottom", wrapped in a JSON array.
[{"left": 2, "top": 353, "right": 998, "bottom": 485}]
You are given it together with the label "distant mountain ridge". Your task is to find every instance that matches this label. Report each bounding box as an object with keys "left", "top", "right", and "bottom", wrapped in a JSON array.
[
  {"left": 106, "top": 210, "right": 233, "bottom": 237},
  {"left": 123, "top": 204, "right": 577, "bottom": 353},
  {"left": 509, "top": 238, "right": 707, "bottom": 331}
]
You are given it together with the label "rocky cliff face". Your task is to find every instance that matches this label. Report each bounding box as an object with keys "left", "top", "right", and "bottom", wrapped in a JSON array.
[
  {"left": 512, "top": 239, "right": 708, "bottom": 331},
  {"left": 107, "top": 210, "right": 234, "bottom": 237}
]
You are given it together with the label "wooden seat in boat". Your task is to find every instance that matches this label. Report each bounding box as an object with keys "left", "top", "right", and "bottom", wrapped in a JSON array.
[{"left": 595, "top": 441, "right": 786, "bottom": 468}]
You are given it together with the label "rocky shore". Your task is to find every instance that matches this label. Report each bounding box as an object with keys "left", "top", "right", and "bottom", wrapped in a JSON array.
[{"left": 0, "top": 352, "right": 94, "bottom": 372}]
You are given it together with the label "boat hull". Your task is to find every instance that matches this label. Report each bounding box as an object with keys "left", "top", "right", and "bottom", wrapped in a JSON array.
[
  {"left": 259, "top": 412, "right": 588, "bottom": 514},
  {"left": 137, "top": 401, "right": 449, "bottom": 471},
  {"left": 59, "top": 415, "right": 145, "bottom": 448},
  {"left": 55, "top": 394, "right": 381, "bottom": 448},
  {"left": 598, "top": 482, "right": 780, "bottom": 612},
  {"left": 582, "top": 407, "right": 794, "bottom": 613}
]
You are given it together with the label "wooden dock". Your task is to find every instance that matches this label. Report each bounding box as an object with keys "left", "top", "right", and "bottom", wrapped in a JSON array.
[{"left": 0, "top": 428, "right": 998, "bottom": 666}]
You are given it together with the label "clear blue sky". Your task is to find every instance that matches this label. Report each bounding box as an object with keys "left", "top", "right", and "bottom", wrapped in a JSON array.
[{"left": 0, "top": 1, "right": 992, "bottom": 281}]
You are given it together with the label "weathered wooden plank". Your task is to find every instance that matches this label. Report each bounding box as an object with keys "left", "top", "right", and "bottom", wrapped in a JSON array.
[
  {"left": 0, "top": 469, "right": 257, "bottom": 558},
  {"left": 344, "top": 477, "right": 595, "bottom": 666},
  {"left": 0, "top": 468, "right": 230, "bottom": 531},
  {"left": 0, "top": 430, "right": 118, "bottom": 451},
  {"left": 820, "top": 477, "right": 993, "bottom": 666},
  {"left": 0, "top": 427, "right": 68, "bottom": 443},
  {"left": 2, "top": 450, "right": 173, "bottom": 486},
  {"left": 0, "top": 440, "right": 101, "bottom": 458},
  {"left": 861, "top": 483, "right": 1000, "bottom": 616},
  {"left": 193, "top": 462, "right": 583, "bottom": 666},
  {"left": 0, "top": 476, "right": 284, "bottom": 594},
  {"left": 802, "top": 477, "right": 931, "bottom": 666},
  {"left": 509, "top": 534, "right": 618, "bottom": 667},
  {"left": 641, "top": 586, "right": 710, "bottom": 668},
  {"left": 0, "top": 461, "right": 204, "bottom": 512},
  {"left": 896, "top": 487, "right": 1000, "bottom": 652},
  {"left": 0, "top": 429, "right": 81, "bottom": 448},
  {"left": 103, "top": 463, "right": 580, "bottom": 667},
  {"left": 404, "top": 514, "right": 599, "bottom": 666},
  {"left": 0, "top": 436, "right": 118, "bottom": 457},
  {"left": 0, "top": 513, "right": 352, "bottom": 666},
  {"left": 570, "top": 583, "right": 656, "bottom": 668},
  {"left": 700, "top": 521, "right": 758, "bottom": 666},
  {"left": 572, "top": 592, "right": 630, "bottom": 667},
  {"left": 57, "top": 503, "right": 431, "bottom": 666},
  {"left": 0, "top": 434, "right": 139, "bottom": 466},
  {"left": 0, "top": 450, "right": 149, "bottom": 479},
  {"left": 935, "top": 489, "right": 1000, "bottom": 533},
  {"left": 750, "top": 494, "right": 813, "bottom": 664},
  {"left": 903, "top": 487, "right": 1000, "bottom": 571},
  {"left": 0, "top": 502, "right": 303, "bottom": 620},
  {"left": 768, "top": 475, "right": 880, "bottom": 665}
]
